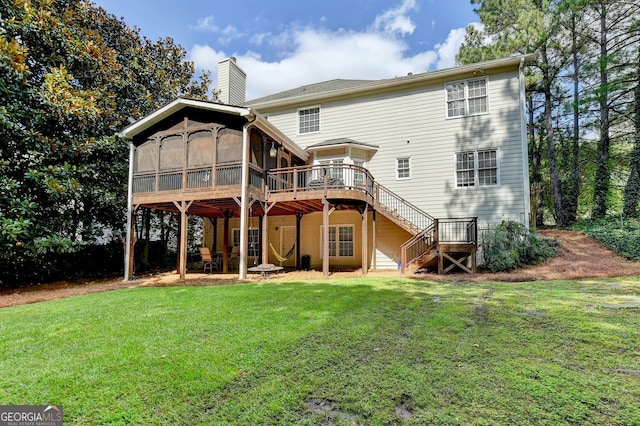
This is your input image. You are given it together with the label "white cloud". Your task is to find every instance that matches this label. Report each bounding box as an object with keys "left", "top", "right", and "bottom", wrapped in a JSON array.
[
  {"left": 188, "top": 1, "right": 477, "bottom": 100},
  {"left": 371, "top": 0, "right": 418, "bottom": 36},
  {"left": 190, "top": 15, "right": 243, "bottom": 45},
  {"left": 434, "top": 27, "right": 467, "bottom": 69}
]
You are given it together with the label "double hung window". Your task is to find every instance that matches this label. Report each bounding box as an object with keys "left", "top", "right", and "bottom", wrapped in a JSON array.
[{"left": 445, "top": 78, "right": 488, "bottom": 118}]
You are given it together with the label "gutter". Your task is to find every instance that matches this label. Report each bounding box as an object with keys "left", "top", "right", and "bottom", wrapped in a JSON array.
[{"left": 518, "top": 56, "right": 532, "bottom": 228}]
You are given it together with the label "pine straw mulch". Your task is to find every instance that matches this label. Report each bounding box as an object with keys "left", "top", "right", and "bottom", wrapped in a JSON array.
[{"left": 2, "top": 230, "right": 639, "bottom": 309}]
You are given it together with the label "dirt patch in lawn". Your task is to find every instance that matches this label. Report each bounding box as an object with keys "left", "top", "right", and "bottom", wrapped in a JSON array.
[{"left": 1, "top": 229, "right": 639, "bottom": 308}]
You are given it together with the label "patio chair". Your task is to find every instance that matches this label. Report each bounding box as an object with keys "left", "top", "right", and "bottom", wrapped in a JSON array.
[
  {"left": 199, "top": 247, "right": 219, "bottom": 273},
  {"left": 229, "top": 245, "right": 240, "bottom": 270}
]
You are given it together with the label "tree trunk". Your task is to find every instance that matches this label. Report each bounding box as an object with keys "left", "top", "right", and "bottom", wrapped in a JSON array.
[
  {"left": 592, "top": 2, "right": 610, "bottom": 219},
  {"left": 623, "top": 46, "right": 640, "bottom": 217},
  {"left": 541, "top": 43, "right": 564, "bottom": 226}
]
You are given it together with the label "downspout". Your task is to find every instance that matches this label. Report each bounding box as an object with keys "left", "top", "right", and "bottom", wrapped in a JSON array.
[
  {"left": 124, "top": 142, "right": 135, "bottom": 281},
  {"left": 239, "top": 114, "right": 258, "bottom": 280},
  {"left": 518, "top": 57, "right": 531, "bottom": 228}
]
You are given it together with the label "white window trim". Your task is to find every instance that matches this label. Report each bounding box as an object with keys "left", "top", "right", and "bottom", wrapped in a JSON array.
[
  {"left": 231, "top": 228, "right": 260, "bottom": 256},
  {"left": 454, "top": 149, "right": 501, "bottom": 188},
  {"left": 444, "top": 77, "right": 490, "bottom": 119},
  {"left": 396, "top": 157, "right": 411, "bottom": 180},
  {"left": 319, "top": 224, "right": 355, "bottom": 259},
  {"left": 297, "top": 105, "right": 321, "bottom": 135}
]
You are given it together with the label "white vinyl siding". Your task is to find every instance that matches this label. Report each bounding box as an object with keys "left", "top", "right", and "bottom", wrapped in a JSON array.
[
  {"left": 455, "top": 149, "right": 499, "bottom": 188},
  {"left": 257, "top": 69, "right": 527, "bottom": 224},
  {"left": 298, "top": 106, "right": 320, "bottom": 134},
  {"left": 445, "top": 78, "right": 488, "bottom": 118}
]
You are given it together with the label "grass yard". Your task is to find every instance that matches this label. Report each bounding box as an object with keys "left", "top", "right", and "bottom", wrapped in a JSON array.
[{"left": 1, "top": 277, "right": 639, "bottom": 425}]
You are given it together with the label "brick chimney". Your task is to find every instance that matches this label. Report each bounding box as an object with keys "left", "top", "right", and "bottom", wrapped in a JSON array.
[{"left": 217, "top": 57, "right": 246, "bottom": 105}]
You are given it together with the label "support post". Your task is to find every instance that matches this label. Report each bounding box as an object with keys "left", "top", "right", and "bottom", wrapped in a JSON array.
[
  {"left": 262, "top": 211, "right": 269, "bottom": 265},
  {"left": 239, "top": 119, "right": 257, "bottom": 279},
  {"left": 223, "top": 211, "right": 230, "bottom": 273},
  {"left": 361, "top": 205, "right": 368, "bottom": 276},
  {"left": 212, "top": 218, "right": 218, "bottom": 252},
  {"left": 179, "top": 202, "right": 188, "bottom": 279},
  {"left": 172, "top": 200, "right": 192, "bottom": 279},
  {"left": 295, "top": 212, "right": 302, "bottom": 269},
  {"left": 124, "top": 142, "right": 135, "bottom": 281},
  {"left": 372, "top": 210, "right": 377, "bottom": 270},
  {"left": 322, "top": 198, "right": 330, "bottom": 277}
]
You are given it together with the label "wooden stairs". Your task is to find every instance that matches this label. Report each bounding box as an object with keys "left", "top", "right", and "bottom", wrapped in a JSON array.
[{"left": 372, "top": 182, "right": 477, "bottom": 274}]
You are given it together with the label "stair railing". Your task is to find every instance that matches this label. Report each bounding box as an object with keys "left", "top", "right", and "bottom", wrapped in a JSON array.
[
  {"left": 400, "top": 220, "right": 438, "bottom": 273},
  {"left": 373, "top": 182, "right": 434, "bottom": 232}
]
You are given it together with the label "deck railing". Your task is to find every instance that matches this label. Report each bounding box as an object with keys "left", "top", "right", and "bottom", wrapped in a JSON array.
[
  {"left": 400, "top": 217, "right": 477, "bottom": 273},
  {"left": 266, "top": 164, "right": 375, "bottom": 198},
  {"left": 132, "top": 163, "right": 264, "bottom": 194}
]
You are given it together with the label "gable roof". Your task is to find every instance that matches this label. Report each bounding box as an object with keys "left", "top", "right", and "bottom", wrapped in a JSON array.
[
  {"left": 245, "top": 79, "right": 374, "bottom": 106},
  {"left": 245, "top": 54, "right": 537, "bottom": 110}
]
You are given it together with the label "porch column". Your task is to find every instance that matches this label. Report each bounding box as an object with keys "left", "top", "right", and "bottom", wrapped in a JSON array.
[{"left": 361, "top": 205, "right": 368, "bottom": 276}]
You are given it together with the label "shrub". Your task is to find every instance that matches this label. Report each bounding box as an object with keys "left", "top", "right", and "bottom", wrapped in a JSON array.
[{"left": 481, "top": 220, "right": 560, "bottom": 272}]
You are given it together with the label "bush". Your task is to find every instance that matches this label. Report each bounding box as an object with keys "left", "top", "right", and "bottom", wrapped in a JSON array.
[
  {"left": 573, "top": 216, "right": 640, "bottom": 261},
  {"left": 481, "top": 220, "right": 560, "bottom": 272}
]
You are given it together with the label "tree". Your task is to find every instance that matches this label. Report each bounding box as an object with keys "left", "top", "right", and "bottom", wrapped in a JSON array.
[
  {"left": 623, "top": 40, "right": 640, "bottom": 217},
  {"left": 0, "top": 0, "right": 213, "bottom": 284}
]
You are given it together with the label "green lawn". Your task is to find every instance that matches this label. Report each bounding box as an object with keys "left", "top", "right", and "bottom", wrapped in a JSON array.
[{"left": 1, "top": 277, "right": 639, "bottom": 425}]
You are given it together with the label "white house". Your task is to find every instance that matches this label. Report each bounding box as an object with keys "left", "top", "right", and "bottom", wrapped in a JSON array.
[{"left": 119, "top": 54, "right": 535, "bottom": 279}]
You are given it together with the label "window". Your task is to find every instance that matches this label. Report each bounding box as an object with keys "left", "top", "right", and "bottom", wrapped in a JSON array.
[
  {"left": 354, "top": 160, "right": 365, "bottom": 186},
  {"left": 455, "top": 149, "right": 498, "bottom": 187},
  {"left": 299, "top": 106, "right": 320, "bottom": 134},
  {"left": 320, "top": 225, "right": 354, "bottom": 258},
  {"left": 232, "top": 229, "right": 260, "bottom": 257},
  {"left": 396, "top": 157, "right": 411, "bottom": 179},
  {"left": 319, "top": 159, "right": 343, "bottom": 180},
  {"left": 445, "top": 78, "right": 488, "bottom": 118}
]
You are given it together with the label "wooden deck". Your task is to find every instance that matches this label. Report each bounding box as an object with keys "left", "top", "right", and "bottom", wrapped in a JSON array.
[{"left": 132, "top": 163, "right": 477, "bottom": 274}]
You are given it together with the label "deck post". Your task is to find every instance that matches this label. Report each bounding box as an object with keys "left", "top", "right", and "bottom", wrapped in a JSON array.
[
  {"left": 361, "top": 205, "right": 368, "bottom": 276},
  {"left": 223, "top": 211, "right": 230, "bottom": 273},
  {"left": 124, "top": 142, "right": 135, "bottom": 281},
  {"left": 322, "top": 198, "right": 329, "bottom": 277},
  {"left": 239, "top": 118, "right": 257, "bottom": 280},
  {"left": 179, "top": 203, "right": 187, "bottom": 278},
  {"left": 296, "top": 212, "right": 302, "bottom": 269},
  {"left": 172, "top": 200, "right": 192, "bottom": 279},
  {"left": 211, "top": 218, "right": 217, "bottom": 252},
  {"left": 262, "top": 210, "right": 269, "bottom": 265},
  {"left": 372, "top": 210, "right": 377, "bottom": 270}
]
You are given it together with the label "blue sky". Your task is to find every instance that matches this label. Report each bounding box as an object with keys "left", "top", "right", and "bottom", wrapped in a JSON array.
[{"left": 92, "top": 0, "right": 480, "bottom": 100}]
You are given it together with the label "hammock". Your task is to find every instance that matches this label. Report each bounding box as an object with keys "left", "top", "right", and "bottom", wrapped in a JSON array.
[{"left": 269, "top": 242, "right": 296, "bottom": 263}]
